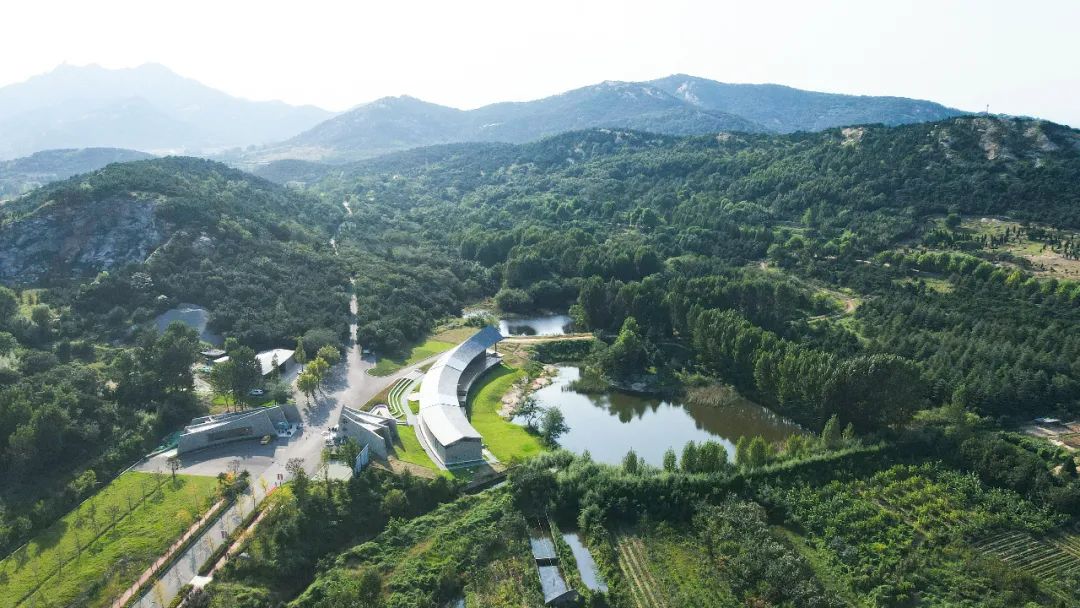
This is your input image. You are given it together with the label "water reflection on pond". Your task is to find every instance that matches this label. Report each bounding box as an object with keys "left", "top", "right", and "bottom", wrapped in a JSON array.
[
  {"left": 520, "top": 366, "right": 801, "bottom": 466},
  {"left": 498, "top": 313, "right": 572, "bottom": 337}
]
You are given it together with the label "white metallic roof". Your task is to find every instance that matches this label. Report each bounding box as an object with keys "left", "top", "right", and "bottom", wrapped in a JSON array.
[
  {"left": 255, "top": 349, "right": 294, "bottom": 376},
  {"left": 417, "top": 326, "right": 502, "bottom": 446}
]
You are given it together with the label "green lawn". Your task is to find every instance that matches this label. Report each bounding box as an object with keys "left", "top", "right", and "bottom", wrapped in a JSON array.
[
  {"left": 0, "top": 472, "right": 219, "bottom": 608},
  {"left": 393, "top": 427, "right": 441, "bottom": 471},
  {"left": 467, "top": 364, "right": 544, "bottom": 462},
  {"left": 369, "top": 339, "right": 455, "bottom": 377}
]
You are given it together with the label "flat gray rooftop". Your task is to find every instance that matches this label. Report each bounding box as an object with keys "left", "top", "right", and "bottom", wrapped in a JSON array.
[
  {"left": 529, "top": 536, "right": 558, "bottom": 561},
  {"left": 538, "top": 565, "right": 570, "bottom": 603}
]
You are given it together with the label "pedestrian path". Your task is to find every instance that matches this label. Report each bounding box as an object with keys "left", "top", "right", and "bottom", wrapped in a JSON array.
[{"left": 110, "top": 498, "right": 226, "bottom": 608}]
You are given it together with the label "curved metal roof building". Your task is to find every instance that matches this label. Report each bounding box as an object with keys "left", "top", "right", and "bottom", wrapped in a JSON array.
[{"left": 416, "top": 325, "right": 503, "bottom": 468}]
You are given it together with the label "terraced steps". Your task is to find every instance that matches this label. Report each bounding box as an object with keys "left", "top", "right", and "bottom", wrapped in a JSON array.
[{"left": 384, "top": 378, "right": 416, "bottom": 422}]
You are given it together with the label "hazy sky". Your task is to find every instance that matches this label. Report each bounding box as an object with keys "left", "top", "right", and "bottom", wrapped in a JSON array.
[{"left": 3, "top": 0, "right": 1079, "bottom": 126}]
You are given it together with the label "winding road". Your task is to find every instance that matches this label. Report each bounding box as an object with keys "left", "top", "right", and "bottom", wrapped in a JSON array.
[{"left": 129, "top": 293, "right": 436, "bottom": 607}]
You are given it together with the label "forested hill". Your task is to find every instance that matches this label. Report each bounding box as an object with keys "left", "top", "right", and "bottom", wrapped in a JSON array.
[
  {"left": 311, "top": 114, "right": 1080, "bottom": 426},
  {"left": 327, "top": 115, "right": 1080, "bottom": 229},
  {"left": 0, "top": 156, "right": 350, "bottom": 347},
  {"left": 0, "top": 147, "right": 153, "bottom": 200},
  {"left": 0, "top": 157, "right": 352, "bottom": 557}
]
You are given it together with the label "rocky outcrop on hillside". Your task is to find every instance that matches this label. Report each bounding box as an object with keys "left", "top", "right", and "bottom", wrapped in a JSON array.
[{"left": 0, "top": 194, "right": 165, "bottom": 284}]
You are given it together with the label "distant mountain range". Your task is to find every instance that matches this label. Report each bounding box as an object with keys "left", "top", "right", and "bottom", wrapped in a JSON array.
[
  {"left": 0, "top": 147, "right": 152, "bottom": 199},
  {"left": 238, "top": 76, "right": 964, "bottom": 164},
  {"left": 0, "top": 63, "right": 333, "bottom": 160},
  {"left": 649, "top": 75, "right": 964, "bottom": 133},
  {"left": 244, "top": 82, "right": 764, "bottom": 163},
  {"left": 0, "top": 64, "right": 966, "bottom": 165}
]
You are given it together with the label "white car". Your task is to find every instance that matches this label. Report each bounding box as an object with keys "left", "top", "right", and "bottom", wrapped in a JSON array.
[{"left": 248, "top": 388, "right": 266, "bottom": 397}]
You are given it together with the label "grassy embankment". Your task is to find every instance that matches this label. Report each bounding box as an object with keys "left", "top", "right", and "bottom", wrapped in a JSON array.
[
  {"left": 467, "top": 364, "right": 544, "bottom": 463},
  {"left": 393, "top": 428, "right": 441, "bottom": 472},
  {"left": 368, "top": 327, "right": 479, "bottom": 377},
  {"left": 0, "top": 472, "right": 219, "bottom": 608}
]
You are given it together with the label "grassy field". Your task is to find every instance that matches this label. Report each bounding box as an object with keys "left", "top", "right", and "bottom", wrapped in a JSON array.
[
  {"left": 467, "top": 364, "right": 544, "bottom": 463},
  {"left": 896, "top": 276, "right": 955, "bottom": 294},
  {"left": 960, "top": 217, "right": 1080, "bottom": 279},
  {"left": 617, "top": 531, "right": 734, "bottom": 607},
  {"left": 369, "top": 338, "right": 455, "bottom": 377},
  {"left": 0, "top": 472, "right": 219, "bottom": 608}
]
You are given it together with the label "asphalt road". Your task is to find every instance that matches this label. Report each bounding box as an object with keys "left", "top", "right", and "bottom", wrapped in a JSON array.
[{"left": 131, "top": 295, "right": 435, "bottom": 607}]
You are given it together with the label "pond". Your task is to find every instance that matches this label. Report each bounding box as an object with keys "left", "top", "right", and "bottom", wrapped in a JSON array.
[
  {"left": 562, "top": 532, "right": 607, "bottom": 592},
  {"left": 519, "top": 366, "right": 801, "bottom": 466},
  {"left": 498, "top": 313, "right": 572, "bottom": 337},
  {"left": 154, "top": 304, "right": 222, "bottom": 346}
]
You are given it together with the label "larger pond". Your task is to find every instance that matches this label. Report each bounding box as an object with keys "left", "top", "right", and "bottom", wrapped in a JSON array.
[
  {"left": 154, "top": 304, "right": 223, "bottom": 346},
  {"left": 521, "top": 366, "right": 801, "bottom": 466},
  {"left": 498, "top": 313, "right": 572, "bottom": 337}
]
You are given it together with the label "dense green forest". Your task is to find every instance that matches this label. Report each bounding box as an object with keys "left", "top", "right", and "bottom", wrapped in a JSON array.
[
  {"left": 204, "top": 438, "right": 1080, "bottom": 607},
  {"left": 0, "top": 158, "right": 352, "bottom": 554},
  {"left": 4, "top": 114, "right": 1080, "bottom": 606},
  {"left": 0, "top": 157, "right": 351, "bottom": 348},
  {"left": 300, "top": 116, "right": 1080, "bottom": 429}
]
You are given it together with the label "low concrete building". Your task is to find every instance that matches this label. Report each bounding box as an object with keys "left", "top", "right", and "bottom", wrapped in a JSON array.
[
  {"left": 416, "top": 326, "right": 503, "bottom": 468},
  {"left": 338, "top": 406, "right": 399, "bottom": 458},
  {"left": 177, "top": 403, "right": 301, "bottom": 454}
]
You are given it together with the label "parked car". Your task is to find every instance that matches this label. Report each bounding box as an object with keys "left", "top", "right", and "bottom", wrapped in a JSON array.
[{"left": 249, "top": 388, "right": 266, "bottom": 397}]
